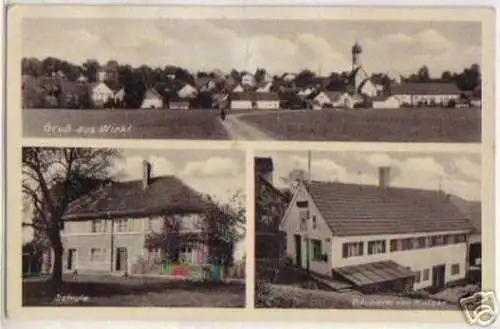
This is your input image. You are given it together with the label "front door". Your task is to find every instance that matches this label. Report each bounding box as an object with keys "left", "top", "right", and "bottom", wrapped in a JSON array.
[
  {"left": 115, "top": 247, "right": 128, "bottom": 272},
  {"left": 294, "top": 234, "right": 302, "bottom": 267},
  {"left": 432, "top": 264, "right": 446, "bottom": 290},
  {"left": 67, "top": 249, "right": 77, "bottom": 271}
]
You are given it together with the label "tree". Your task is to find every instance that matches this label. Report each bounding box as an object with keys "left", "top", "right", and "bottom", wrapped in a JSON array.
[
  {"left": 295, "top": 69, "right": 316, "bottom": 89},
  {"left": 281, "top": 168, "right": 309, "bottom": 191},
  {"left": 145, "top": 190, "right": 245, "bottom": 269},
  {"left": 22, "top": 147, "right": 120, "bottom": 287},
  {"left": 82, "top": 59, "right": 101, "bottom": 82},
  {"left": 417, "top": 65, "right": 431, "bottom": 82}
]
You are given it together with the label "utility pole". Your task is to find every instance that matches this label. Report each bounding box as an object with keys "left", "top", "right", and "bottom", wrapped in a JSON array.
[{"left": 109, "top": 213, "right": 114, "bottom": 273}]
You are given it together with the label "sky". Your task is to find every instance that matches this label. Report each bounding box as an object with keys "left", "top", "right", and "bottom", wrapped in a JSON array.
[
  {"left": 22, "top": 148, "right": 247, "bottom": 259},
  {"left": 257, "top": 150, "right": 481, "bottom": 202},
  {"left": 23, "top": 18, "right": 481, "bottom": 78}
]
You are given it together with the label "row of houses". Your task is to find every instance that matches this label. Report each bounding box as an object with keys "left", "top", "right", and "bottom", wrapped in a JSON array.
[
  {"left": 23, "top": 41, "right": 481, "bottom": 110},
  {"left": 255, "top": 157, "right": 482, "bottom": 294}
]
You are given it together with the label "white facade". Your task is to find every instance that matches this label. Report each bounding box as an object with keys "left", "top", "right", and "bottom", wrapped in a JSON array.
[
  {"left": 232, "top": 84, "right": 244, "bottom": 93},
  {"left": 141, "top": 96, "right": 163, "bottom": 109},
  {"left": 177, "top": 84, "right": 198, "bottom": 99},
  {"left": 373, "top": 96, "right": 401, "bottom": 109},
  {"left": 256, "top": 82, "right": 272, "bottom": 93},
  {"left": 333, "top": 93, "right": 355, "bottom": 109},
  {"left": 231, "top": 100, "right": 253, "bottom": 109},
  {"left": 280, "top": 183, "right": 334, "bottom": 276},
  {"left": 91, "top": 82, "right": 113, "bottom": 106},
  {"left": 332, "top": 232, "right": 468, "bottom": 290},
  {"left": 280, "top": 183, "right": 470, "bottom": 290},
  {"left": 256, "top": 100, "right": 280, "bottom": 110},
  {"left": 394, "top": 94, "right": 460, "bottom": 106},
  {"left": 60, "top": 213, "right": 209, "bottom": 274}
]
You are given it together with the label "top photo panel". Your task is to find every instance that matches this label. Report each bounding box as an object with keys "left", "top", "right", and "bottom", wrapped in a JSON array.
[{"left": 18, "top": 8, "right": 489, "bottom": 143}]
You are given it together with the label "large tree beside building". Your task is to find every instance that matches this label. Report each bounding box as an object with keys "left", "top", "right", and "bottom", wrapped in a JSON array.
[{"left": 22, "top": 147, "right": 121, "bottom": 287}]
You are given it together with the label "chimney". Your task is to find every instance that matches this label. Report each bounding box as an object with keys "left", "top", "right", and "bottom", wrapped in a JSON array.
[
  {"left": 142, "top": 160, "right": 152, "bottom": 189},
  {"left": 378, "top": 166, "right": 391, "bottom": 189},
  {"left": 255, "top": 157, "right": 274, "bottom": 185}
]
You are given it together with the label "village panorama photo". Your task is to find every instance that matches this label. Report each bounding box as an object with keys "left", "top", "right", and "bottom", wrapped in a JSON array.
[
  {"left": 21, "top": 18, "right": 481, "bottom": 142},
  {"left": 254, "top": 150, "right": 482, "bottom": 309},
  {"left": 21, "top": 147, "right": 246, "bottom": 307}
]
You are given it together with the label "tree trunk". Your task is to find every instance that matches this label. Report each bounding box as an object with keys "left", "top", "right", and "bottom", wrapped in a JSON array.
[{"left": 49, "top": 230, "right": 64, "bottom": 292}]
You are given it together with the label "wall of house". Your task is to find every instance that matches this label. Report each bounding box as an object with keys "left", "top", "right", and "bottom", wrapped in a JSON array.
[
  {"left": 141, "top": 98, "right": 163, "bottom": 109},
  {"left": 60, "top": 213, "right": 207, "bottom": 274},
  {"left": 373, "top": 97, "right": 401, "bottom": 109},
  {"left": 395, "top": 94, "right": 460, "bottom": 106},
  {"left": 331, "top": 231, "right": 469, "bottom": 290},
  {"left": 280, "top": 183, "right": 333, "bottom": 276},
  {"left": 231, "top": 100, "right": 253, "bottom": 109},
  {"left": 257, "top": 100, "right": 280, "bottom": 110}
]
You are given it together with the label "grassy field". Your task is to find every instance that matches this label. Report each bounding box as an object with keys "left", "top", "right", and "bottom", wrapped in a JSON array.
[
  {"left": 23, "top": 109, "right": 229, "bottom": 139},
  {"left": 239, "top": 107, "right": 481, "bottom": 142},
  {"left": 23, "top": 275, "right": 246, "bottom": 307}
]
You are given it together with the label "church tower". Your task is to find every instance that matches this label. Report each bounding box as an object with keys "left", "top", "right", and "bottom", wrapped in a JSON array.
[{"left": 351, "top": 41, "right": 362, "bottom": 71}]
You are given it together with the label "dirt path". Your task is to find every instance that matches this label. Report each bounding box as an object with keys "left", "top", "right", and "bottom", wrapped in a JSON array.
[{"left": 219, "top": 114, "right": 276, "bottom": 141}]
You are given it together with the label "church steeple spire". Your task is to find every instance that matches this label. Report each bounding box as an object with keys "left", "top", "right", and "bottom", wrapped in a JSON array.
[{"left": 352, "top": 40, "right": 362, "bottom": 71}]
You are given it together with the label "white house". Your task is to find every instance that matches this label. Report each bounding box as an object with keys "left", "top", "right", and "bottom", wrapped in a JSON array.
[
  {"left": 177, "top": 84, "right": 198, "bottom": 99},
  {"left": 113, "top": 88, "right": 126, "bottom": 103},
  {"left": 372, "top": 95, "right": 401, "bottom": 109},
  {"left": 232, "top": 84, "right": 245, "bottom": 93},
  {"left": 230, "top": 92, "right": 253, "bottom": 110},
  {"left": 141, "top": 89, "right": 164, "bottom": 109},
  {"left": 389, "top": 82, "right": 462, "bottom": 107},
  {"left": 241, "top": 73, "right": 256, "bottom": 88},
  {"left": 255, "top": 92, "right": 280, "bottom": 110},
  {"left": 54, "top": 161, "right": 213, "bottom": 275},
  {"left": 332, "top": 92, "right": 361, "bottom": 109},
  {"left": 256, "top": 82, "right": 273, "bottom": 93},
  {"left": 279, "top": 167, "right": 473, "bottom": 294},
  {"left": 90, "top": 82, "right": 114, "bottom": 108}
]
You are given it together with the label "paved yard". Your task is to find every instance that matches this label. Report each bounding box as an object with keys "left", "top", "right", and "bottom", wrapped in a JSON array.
[
  {"left": 23, "top": 274, "right": 246, "bottom": 307},
  {"left": 239, "top": 108, "right": 481, "bottom": 143}
]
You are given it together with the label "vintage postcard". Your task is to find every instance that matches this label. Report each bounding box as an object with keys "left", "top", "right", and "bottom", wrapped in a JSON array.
[{"left": 4, "top": 4, "right": 496, "bottom": 326}]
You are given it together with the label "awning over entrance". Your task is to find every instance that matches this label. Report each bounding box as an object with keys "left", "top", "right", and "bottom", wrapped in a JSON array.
[{"left": 333, "top": 260, "right": 416, "bottom": 287}]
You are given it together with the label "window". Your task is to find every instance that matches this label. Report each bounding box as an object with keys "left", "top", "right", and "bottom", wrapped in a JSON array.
[
  {"left": 444, "top": 234, "right": 454, "bottom": 245},
  {"left": 311, "top": 239, "right": 322, "bottom": 261},
  {"left": 430, "top": 235, "right": 444, "bottom": 247},
  {"left": 368, "top": 240, "right": 386, "bottom": 255},
  {"left": 451, "top": 264, "right": 460, "bottom": 275},
  {"left": 115, "top": 219, "right": 128, "bottom": 232},
  {"left": 401, "top": 238, "right": 413, "bottom": 251},
  {"left": 414, "top": 271, "right": 421, "bottom": 283},
  {"left": 90, "top": 248, "right": 106, "bottom": 262},
  {"left": 423, "top": 269, "right": 430, "bottom": 281},
  {"left": 299, "top": 210, "right": 309, "bottom": 231},
  {"left": 415, "top": 237, "right": 426, "bottom": 249},
  {"left": 312, "top": 216, "right": 317, "bottom": 230},
  {"left": 179, "top": 246, "right": 195, "bottom": 264},
  {"left": 454, "top": 234, "right": 467, "bottom": 244},
  {"left": 342, "top": 242, "right": 364, "bottom": 258},
  {"left": 390, "top": 239, "right": 400, "bottom": 252},
  {"left": 91, "top": 220, "right": 105, "bottom": 233},
  {"left": 148, "top": 217, "right": 160, "bottom": 231}
]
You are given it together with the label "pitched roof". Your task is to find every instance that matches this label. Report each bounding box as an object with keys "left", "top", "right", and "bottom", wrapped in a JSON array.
[
  {"left": 390, "top": 82, "right": 461, "bottom": 95},
  {"left": 449, "top": 195, "right": 481, "bottom": 234},
  {"left": 63, "top": 176, "right": 207, "bottom": 220},
  {"left": 307, "top": 181, "right": 473, "bottom": 236}
]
